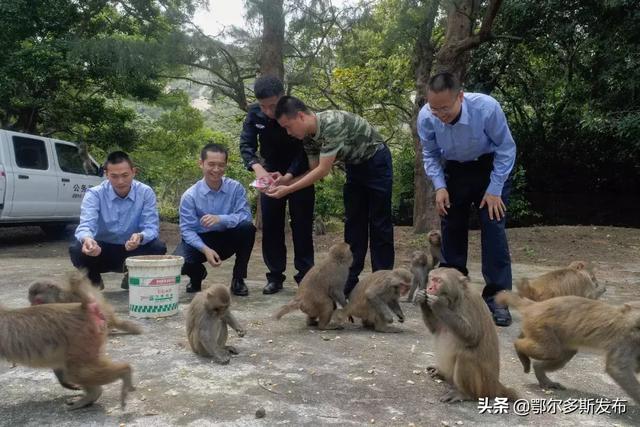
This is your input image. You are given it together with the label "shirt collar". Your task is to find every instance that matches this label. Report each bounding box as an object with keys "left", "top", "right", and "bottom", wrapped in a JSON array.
[
  {"left": 458, "top": 96, "right": 470, "bottom": 125},
  {"left": 108, "top": 180, "right": 136, "bottom": 201},
  {"left": 312, "top": 113, "right": 323, "bottom": 140},
  {"left": 198, "top": 177, "right": 227, "bottom": 195}
]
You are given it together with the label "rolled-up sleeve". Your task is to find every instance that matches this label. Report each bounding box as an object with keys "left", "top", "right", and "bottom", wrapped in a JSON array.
[
  {"left": 75, "top": 190, "right": 100, "bottom": 243},
  {"left": 179, "top": 191, "right": 205, "bottom": 251},
  {"left": 485, "top": 103, "right": 516, "bottom": 196},
  {"left": 417, "top": 109, "right": 446, "bottom": 191},
  {"left": 138, "top": 187, "right": 160, "bottom": 244}
]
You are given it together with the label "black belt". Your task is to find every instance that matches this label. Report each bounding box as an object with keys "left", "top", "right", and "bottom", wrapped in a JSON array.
[{"left": 444, "top": 152, "right": 494, "bottom": 173}]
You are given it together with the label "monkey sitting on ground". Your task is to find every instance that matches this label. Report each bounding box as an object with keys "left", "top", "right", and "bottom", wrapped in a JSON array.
[
  {"left": 335, "top": 268, "right": 413, "bottom": 332},
  {"left": 275, "top": 242, "right": 353, "bottom": 330},
  {"left": 28, "top": 276, "right": 143, "bottom": 335},
  {"left": 516, "top": 261, "right": 605, "bottom": 301},
  {"left": 414, "top": 267, "right": 518, "bottom": 403},
  {"left": 406, "top": 251, "right": 431, "bottom": 303},
  {"left": 186, "top": 285, "right": 246, "bottom": 364},
  {"left": 0, "top": 272, "right": 135, "bottom": 409},
  {"left": 426, "top": 229, "right": 443, "bottom": 267},
  {"left": 496, "top": 292, "right": 640, "bottom": 404}
]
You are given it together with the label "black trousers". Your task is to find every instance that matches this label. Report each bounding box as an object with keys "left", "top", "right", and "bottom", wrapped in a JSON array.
[
  {"left": 173, "top": 221, "right": 256, "bottom": 287},
  {"left": 260, "top": 185, "right": 314, "bottom": 285},
  {"left": 343, "top": 145, "right": 395, "bottom": 295},
  {"left": 440, "top": 153, "right": 512, "bottom": 299},
  {"left": 69, "top": 238, "right": 167, "bottom": 284}
]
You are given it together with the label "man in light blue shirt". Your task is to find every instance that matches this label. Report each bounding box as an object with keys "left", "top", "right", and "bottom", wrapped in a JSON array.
[
  {"left": 417, "top": 72, "right": 516, "bottom": 327},
  {"left": 69, "top": 151, "right": 167, "bottom": 289},
  {"left": 173, "top": 143, "right": 256, "bottom": 295}
]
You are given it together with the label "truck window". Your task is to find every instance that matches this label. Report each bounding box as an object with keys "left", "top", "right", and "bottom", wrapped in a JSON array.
[
  {"left": 55, "top": 143, "right": 99, "bottom": 175},
  {"left": 13, "top": 136, "right": 48, "bottom": 170}
]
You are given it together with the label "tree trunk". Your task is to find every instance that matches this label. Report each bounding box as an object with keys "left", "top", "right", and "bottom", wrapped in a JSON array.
[
  {"left": 411, "top": 0, "right": 441, "bottom": 233},
  {"left": 412, "top": 0, "right": 503, "bottom": 233},
  {"left": 258, "top": 0, "right": 285, "bottom": 80},
  {"left": 254, "top": 0, "right": 286, "bottom": 230}
]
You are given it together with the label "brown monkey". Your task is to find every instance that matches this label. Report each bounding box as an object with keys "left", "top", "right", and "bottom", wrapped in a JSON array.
[
  {"left": 275, "top": 242, "right": 352, "bottom": 330},
  {"left": 28, "top": 276, "right": 143, "bottom": 335},
  {"left": 186, "top": 285, "right": 246, "bottom": 364},
  {"left": 517, "top": 260, "right": 605, "bottom": 301},
  {"left": 415, "top": 267, "right": 517, "bottom": 402},
  {"left": 0, "top": 273, "right": 135, "bottom": 409},
  {"left": 335, "top": 268, "right": 413, "bottom": 332},
  {"left": 496, "top": 292, "right": 640, "bottom": 403},
  {"left": 426, "top": 229, "right": 443, "bottom": 267},
  {"left": 406, "top": 251, "right": 431, "bottom": 302}
]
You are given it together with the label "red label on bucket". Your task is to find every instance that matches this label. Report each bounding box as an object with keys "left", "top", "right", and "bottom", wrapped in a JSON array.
[{"left": 148, "top": 277, "right": 176, "bottom": 286}]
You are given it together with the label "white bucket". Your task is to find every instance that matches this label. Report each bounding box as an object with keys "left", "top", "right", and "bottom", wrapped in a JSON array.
[{"left": 125, "top": 255, "right": 184, "bottom": 318}]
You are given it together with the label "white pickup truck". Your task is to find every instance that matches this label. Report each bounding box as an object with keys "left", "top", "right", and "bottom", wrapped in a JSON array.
[{"left": 0, "top": 129, "right": 104, "bottom": 235}]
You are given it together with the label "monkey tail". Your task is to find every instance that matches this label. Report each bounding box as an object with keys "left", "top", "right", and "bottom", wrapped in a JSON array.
[
  {"left": 274, "top": 298, "right": 301, "bottom": 320},
  {"left": 495, "top": 291, "right": 534, "bottom": 311},
  {"left": 67, "top": 270, "right": 96, "bottom": 307},
  {"left": 497, "top": 383, "right": 519, "bottom": 401},
  {"left": 111, "top": 316, "right": 144, "bottom": 335},
  {"left": 516, "top": 278, "right": 536, "bottom": 300}
]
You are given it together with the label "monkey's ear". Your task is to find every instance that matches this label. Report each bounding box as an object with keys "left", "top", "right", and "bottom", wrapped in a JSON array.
[
  {"left": 458, "top": 275, "right": 471, "bottom": 287},
  {"left": 571, "top": 261, "right": 586, "bottom": 270}
]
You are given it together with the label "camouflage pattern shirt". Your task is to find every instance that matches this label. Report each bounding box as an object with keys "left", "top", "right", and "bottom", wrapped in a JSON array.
[{"left": 304, "top": 110, "right": 385, "bottom": 164}]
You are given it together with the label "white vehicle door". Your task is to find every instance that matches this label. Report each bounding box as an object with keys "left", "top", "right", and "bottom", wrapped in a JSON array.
[
  {"left": 52, "top": 141, "right": 104, "bottom": 217},
  {"left": 6, "top": 133, "right": 59, "bottom": 217}
]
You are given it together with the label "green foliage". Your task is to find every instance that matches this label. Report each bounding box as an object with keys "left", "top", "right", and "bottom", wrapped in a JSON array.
[{"left": 314, "top": 171, "right": 346, "bottom": 222}]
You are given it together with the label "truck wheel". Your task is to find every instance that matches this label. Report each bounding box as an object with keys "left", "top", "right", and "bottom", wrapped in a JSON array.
[{"left": 40, "top": 223, "right": 70, "bottom": 239}]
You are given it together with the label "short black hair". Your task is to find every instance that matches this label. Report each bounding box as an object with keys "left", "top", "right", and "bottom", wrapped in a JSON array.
[
  {"left": 274, "top": 96, "right": 311, "bottom": 120},
  {"left": 254, "top": 75, "right": 284, "bottom": 99},
  {"left": 428, "top": 72, "right": 461, "bottom": 93},
  {"left": 200, "top": 142, "right": 228, "bottom": 162},
  {"left": 104, "top": 151, "right": 133, "bottom": 170}
]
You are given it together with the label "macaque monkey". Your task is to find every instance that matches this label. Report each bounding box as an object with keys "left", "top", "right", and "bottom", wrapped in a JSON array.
[
  {"left": 427, "top": 230, "right": 443, "bottom": 267},
  {"left": 275, "top": 242, "right": 353, "bottom": 330},
  {"left": 28, "top": 277, "right": 143, "bottom": 335},
  {"left": 0, "top": 272, "right": 135, "bottom": 409},
  {"left": 517, "top": 261, "right": 605, "bottom": 301},
  {"left": 335, "top": 268, "right": 412, "bottom": 332},
  {"left": 415, "top": 268, "right": 518, "bottom": 402},
  {"left": 496, "top": 292, "right": 640, "bottom": 404},
  {"left": 407, "top": 251, "right": 431, "bottom": 302},
  {"left": 186, "top": 285, "right": 246, "bottom": 364},
  {"left": 78, "top": 142, "right": 94, "bottom": 175}
]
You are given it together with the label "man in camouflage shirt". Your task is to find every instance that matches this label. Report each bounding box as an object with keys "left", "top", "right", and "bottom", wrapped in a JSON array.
[{"left": 267, "top": 96, "right": 394, "bottom": 296}]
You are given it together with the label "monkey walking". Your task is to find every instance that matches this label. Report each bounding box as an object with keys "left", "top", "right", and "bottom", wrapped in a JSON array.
[
  {"left": 28, "top": 274, "right": 143, "bottom": 335},
  {"left": 335, "top": 268, "right": 413, "bottom": 332},
  {"left": 516, "top": 261, "right": 605, "bottom": 301},
  {"left": 415, "top": 268, "right": 518, "bottom": 403},
  {"left": 497, "top": 292, "right": 640, "bottom": 404},
  {"left": 186, "top": 285, "right": 246, "bottom": 364},
  {"left": 0, "top": 272, "right": 135, "bottom": 409},
  {"left": 274, "top": 242, "right": 353, "bottom": 330}
]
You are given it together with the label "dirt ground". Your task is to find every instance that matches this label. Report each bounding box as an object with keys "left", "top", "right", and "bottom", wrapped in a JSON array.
[{"left": 1, "top": 223, "right": 640, "bottom": 426}]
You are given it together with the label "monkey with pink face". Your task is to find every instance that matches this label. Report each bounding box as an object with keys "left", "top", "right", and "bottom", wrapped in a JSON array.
[{"left": 415, "top": 267, "right": 517, "bottom": 402}]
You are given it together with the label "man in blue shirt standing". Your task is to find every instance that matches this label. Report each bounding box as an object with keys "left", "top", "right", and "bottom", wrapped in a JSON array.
[
  {"left": 417, "top": 72, "right": 517, "bottom": 327},
  {"left": 70, "top": 151, "right": 167, "bottom": 289},
  {"left": 173, "top": 143, "right": 256, "bottom": 295}
]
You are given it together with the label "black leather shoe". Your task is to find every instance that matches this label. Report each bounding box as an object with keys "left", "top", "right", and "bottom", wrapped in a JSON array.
[
  {"left": 120, "top": 273, "right": 129, "bottom": 290},
  {"left": 485, "top": 296, "right": 512, "bottom": 327},
  {"left": 262, "top": 281, "right": 283, "bottom": 295},
  {"left": 186, "top": 282, "right": 202, "bottom": 293},
  {"left": 231, "top": 278, "right": 249, "bottom": 296}
]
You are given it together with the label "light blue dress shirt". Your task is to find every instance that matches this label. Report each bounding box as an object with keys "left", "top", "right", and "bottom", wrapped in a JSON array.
[
  {"left": 179, "top": 177, "right": 253, "bottom": 251},
  {"left": 75, "top": 180, "right": 160, "bottom": 244},
  {"left": 417, "top": 92, "right": 516, "bottom": 195}
]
